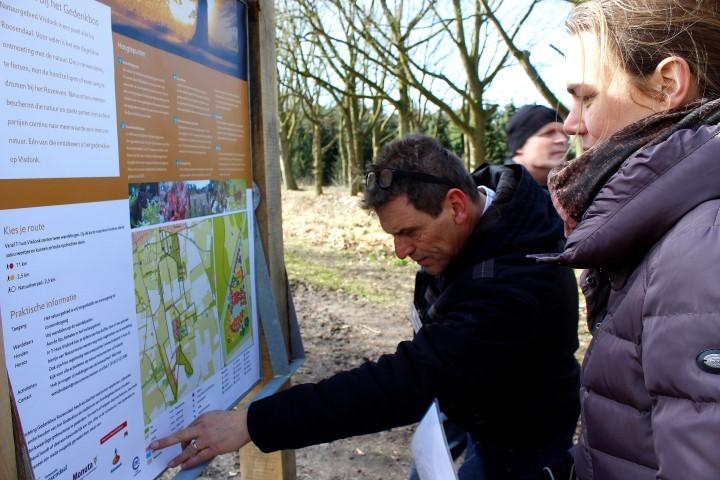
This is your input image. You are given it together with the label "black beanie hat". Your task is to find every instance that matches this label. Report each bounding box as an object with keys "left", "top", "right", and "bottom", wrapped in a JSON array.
[{"left": 506, "top": 105, "right": 563, "bottom": 155}]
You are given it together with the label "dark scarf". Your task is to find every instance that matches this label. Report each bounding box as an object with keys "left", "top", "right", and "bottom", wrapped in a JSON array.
[{"left": 548, "top": 98, "right": 720, "bottom": 233}]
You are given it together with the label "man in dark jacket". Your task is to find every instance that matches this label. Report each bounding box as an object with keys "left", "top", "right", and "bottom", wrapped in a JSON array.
[{"left": 152, "top": 134, "right": 580, "bottom": 480}]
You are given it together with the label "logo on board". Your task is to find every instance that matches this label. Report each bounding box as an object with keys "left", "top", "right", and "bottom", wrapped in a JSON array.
[{"left": 71, "top": 457, "right": 97, "bottom": 480}]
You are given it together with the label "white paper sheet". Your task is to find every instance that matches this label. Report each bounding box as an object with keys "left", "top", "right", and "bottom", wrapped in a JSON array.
[
  {"left": 411, "top": 400, "right": 458, "bottom": 480},
  {"left": 0, "top": 0, "right": 119, "bottom": 179},
  {"left": 0, "top": 200, "right": 144, "bottom": 479}
]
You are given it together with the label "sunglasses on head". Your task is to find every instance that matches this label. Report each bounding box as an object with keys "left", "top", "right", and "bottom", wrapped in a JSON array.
[{"left": 365, "top": 167, "right": 456, "bottom": 190}]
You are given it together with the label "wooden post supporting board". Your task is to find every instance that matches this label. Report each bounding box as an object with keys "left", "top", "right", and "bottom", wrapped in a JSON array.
[
  {"left": 248, "top": 0, "right": 288, "bottom": 329},
  {"left": 242, "top": 0, "right": 296, "bottom": 479}
]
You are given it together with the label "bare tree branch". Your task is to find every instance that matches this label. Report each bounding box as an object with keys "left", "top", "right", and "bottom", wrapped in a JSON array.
[{"left": 481, "top": 0, "right": 569, "bottom": 116}]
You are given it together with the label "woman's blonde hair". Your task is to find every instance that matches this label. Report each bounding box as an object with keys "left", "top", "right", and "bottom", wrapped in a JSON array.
[{"left": 567, "top": 0, "right": 720, "bottom": 99}]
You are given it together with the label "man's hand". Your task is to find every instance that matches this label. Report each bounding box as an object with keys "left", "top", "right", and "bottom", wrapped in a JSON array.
[{"left": 150, "top": 409, "right": 251, "bottom": 469}]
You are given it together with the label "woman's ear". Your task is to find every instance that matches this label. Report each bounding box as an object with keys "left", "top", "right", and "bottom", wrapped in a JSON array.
[{"left": 652, "top": 56, "right": 698, "bottom": 108}]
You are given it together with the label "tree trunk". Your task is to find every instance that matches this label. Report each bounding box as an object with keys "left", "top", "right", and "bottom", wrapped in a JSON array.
[
  {"left": 279, "top": 130, "right": 298, "bottom": 190},
  {"left": 371, "top": 99, "right": 383, "bottom": 161},
  {"left": 345, "top": 110, "right": 352, "bottom": 187},
  {"left": 337, "top": 117, "right": 346, "bottom": 185},
  {"left": 339, "top": 116, "right": 349, "bottom": 186},
  {"left": 371, "top": 124, "right": 381, "bottom": 161},
  {"left": 397, "top": 77, "right": 412, "bottom": 137},
  {"left": 348, "top": 96, "right": 364, "bottom": 195},
  {"left": 312, "top": 123, "right": 323, "bottom": 195},
  {"left": 463, "top": 134, "right": 471, "bottom": 170},
  {"left": 351, "top": 127, "right": 363, "bottom": 194},
  {"left": 468, "top": 106, "right": 487, "bottom": 169},
  {"left": 191, "top": 0, "right": 209, "bottom": 48}
]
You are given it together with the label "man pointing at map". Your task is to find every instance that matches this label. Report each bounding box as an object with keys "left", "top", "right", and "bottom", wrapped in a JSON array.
[{"left": 151, "top": 134, "right": 580, "bottom": 479}]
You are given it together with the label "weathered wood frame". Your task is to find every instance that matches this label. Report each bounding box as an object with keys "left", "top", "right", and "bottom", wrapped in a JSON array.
[{"left": 241, "top": 0, "right": 297, "bottom": 478}]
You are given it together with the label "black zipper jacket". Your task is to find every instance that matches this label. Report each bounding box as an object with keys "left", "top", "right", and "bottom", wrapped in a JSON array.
[{"left": 248, "top": 164, "right": 580, "bottom": 452}]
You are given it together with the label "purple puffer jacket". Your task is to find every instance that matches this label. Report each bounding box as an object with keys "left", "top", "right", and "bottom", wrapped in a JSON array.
[{"left": 540, "top": 123, "right": 720, "bottom": 480}]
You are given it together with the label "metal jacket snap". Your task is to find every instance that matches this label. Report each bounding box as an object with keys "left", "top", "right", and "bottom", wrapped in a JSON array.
[{"left": 696, "top": 349, "right": 720, "bottom": 374}]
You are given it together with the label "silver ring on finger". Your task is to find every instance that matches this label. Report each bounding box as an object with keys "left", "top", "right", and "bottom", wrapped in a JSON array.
[{"left": 191, "top": 439, "right": 199, "bottom": 452}]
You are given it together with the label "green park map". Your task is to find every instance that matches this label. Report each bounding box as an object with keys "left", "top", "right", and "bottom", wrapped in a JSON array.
[{"left": 132, "top": 213, "right": 253, "bottom": 424}]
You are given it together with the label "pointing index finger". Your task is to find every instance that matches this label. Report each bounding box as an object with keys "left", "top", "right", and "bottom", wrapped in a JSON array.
[{"left": 150, "top": 426, "right": 199, "bottom": 450}]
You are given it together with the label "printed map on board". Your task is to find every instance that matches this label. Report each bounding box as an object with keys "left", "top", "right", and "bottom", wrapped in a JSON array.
[
  {"left": 132, "top": 213, "right": 253, "bottom": 424},
  {"left": 133, "top": 219, "right": 220, "bottom": 423}
]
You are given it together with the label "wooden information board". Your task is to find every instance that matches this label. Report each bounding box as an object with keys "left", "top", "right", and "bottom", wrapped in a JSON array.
[{"left": 0, "top": 0, "right": 298, "bottom": 478}]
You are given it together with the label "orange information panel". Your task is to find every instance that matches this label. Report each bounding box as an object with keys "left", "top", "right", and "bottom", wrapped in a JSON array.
[{"left": 0, "top": 1, "right": 260, "bottom": 479}]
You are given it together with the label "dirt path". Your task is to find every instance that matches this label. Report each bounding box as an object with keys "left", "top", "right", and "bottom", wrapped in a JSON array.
[{"left": 291, "top": 281, "right": 416, "bottom": 480}]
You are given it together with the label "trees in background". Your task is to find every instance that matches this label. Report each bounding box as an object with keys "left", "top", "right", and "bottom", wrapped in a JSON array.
[{"left": 276, "top": 0, "right": 569, "bottom": 194}]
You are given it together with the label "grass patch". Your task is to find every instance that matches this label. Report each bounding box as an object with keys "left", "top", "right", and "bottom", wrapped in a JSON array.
[{"left": 285, "top": 247, "right": 412, "bottom": 308}]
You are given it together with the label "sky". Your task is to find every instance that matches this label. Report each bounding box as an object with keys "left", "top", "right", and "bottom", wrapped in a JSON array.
[{"left": 484, "top": 0, "right": 574, "bottom": 108}]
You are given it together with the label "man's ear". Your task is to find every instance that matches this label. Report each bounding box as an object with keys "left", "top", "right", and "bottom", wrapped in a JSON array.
[
  {"left": 445, "top": 188, "right": 469, "bottom": 224},
  {"left": 652, "top": 56, "right": 698, "bottom": 108}
]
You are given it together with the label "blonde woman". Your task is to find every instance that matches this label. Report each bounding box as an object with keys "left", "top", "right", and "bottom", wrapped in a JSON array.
[{"left": 538, "top": 1, "right": 720, "bottom": 479}]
